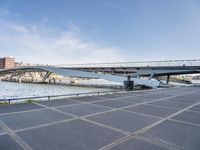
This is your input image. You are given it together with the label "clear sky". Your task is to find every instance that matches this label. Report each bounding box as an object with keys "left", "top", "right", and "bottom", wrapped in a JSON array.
[{"left": 0, "top": 0, "right": 200, "bottom": 64}]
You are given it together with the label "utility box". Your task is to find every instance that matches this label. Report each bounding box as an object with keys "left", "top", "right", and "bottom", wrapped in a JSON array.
[{"left": 124, "top": 80, "right": 134, "bottom": 91}]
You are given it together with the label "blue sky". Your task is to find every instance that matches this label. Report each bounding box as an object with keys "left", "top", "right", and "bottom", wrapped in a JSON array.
[{"left": 0, "top": 0, "right": 200, "bottom": 64}]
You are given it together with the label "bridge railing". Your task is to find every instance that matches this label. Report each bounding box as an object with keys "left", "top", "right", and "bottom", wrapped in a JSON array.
[{"left": 57, "top": 59, "right": 200, "bottom": 68}]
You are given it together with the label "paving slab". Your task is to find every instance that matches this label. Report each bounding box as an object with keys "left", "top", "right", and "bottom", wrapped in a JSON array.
[
  {"left": 0, "top": 134, "right": 23, "bottom": 150},
  {"left": 93, "top": 100, "right": 136, "bottom": 108},
  {"left": 72, "top": 96, "right": 104, "bottom": 102},
  {"left": 148, "top": 100, "right": 191, "bottom": 109},
  {"left": 141, "top": 120, "right": 200, "bottom": 150},
  {"left": 118, "top": 92, "right": 139, "bottom": 97},
  {"left": 57, "top": 103, "right": 112, "bottom": 117},
  {"left": 130, "top": 96, "right": 157, "bottom": 102},
  {"left": 17, "top": 119, "right": 124, "bottom": 150},
  {"left": 159, "top": 89, "right": 191, "bottom": 96},
  {"left": 136, "top": 94, "right": 168, "bottom": 100},
  {"left": 119, "top": 94, "right": 167, "bottom": 104},
  {"left": 0, "top": 126, "right": 5, "bottom": 134},
  {"left": 116, "top": 97, "right": 147, "bottom": 103},
  {"left": 168, "top": 95, "right": 200, "bottom": 104},
  {"left": 87, "top": 110, "right": 160, "bottom": 133},
  {"left": 108, "top": 138, "right": 168, "bottom": 150},
  {"left": 189, "top": 104, "right": 200, "bottom": 112},
  {"left": 96, "top": 94, "right": 128, "bottom": 99},
  {"left": 157, "top": 92, "right": 177, "bottom": 97},
  {"left": 172, "top": 111, "right": 200, "bottom": 125},
  {"left": 124, "top": 104, "right": 178, "bottom": 118},
  {"left": 0, "top": 103, "right": 43, "bottom": 114},
  {"left": 37, "top": 98, "right": 82, "bottom": 107},
  {"left": 0, "top": 109, "right": 73, "bottom": 130},
  {"left": 185, "top": 94, "right": 200, "bottom": 98}
]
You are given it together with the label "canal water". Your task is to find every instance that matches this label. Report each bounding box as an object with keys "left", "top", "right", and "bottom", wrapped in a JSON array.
[{"left": 0, "top": 81, "right": 110, "bottom": 99}]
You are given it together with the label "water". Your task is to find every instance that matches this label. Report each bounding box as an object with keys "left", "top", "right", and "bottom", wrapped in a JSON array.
[{"left": 0, "top": 81, "right": 110, "bottom": 99}]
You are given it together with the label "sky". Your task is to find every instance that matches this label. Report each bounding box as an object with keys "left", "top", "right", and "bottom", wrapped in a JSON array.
[{"left": 0, "top": 0, "right": 200, "bottom": 65}]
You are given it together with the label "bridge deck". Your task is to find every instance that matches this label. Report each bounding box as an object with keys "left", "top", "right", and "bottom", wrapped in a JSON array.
[{"left": 0, "top": 87, "right": 200, "bottom": 150}]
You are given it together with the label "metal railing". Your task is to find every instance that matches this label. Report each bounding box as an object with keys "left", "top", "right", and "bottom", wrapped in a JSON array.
[
  {"left": 0, "top": 90, "right": 121, "bottom": 104},
  {"left": 57, "top": 59, "right": 200, "bottom": 68}
]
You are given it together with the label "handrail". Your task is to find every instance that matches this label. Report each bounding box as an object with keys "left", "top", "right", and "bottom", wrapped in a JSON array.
[
  {"left": 56, "top": 59, "right": 200, "bottom": 68},
  {"left": 0, "top": 90, "right": 121, "bottom": 103}
]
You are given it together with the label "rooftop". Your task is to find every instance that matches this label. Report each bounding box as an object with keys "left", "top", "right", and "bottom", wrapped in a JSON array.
[{"left": 0, "top": 87, "right": 200, "bottom": 150}]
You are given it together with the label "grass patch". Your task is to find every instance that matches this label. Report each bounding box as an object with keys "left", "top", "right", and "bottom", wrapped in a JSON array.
[
  {"left": 25, "top": 99, "right": 34, "bottom": 103},
  {"left": 0, "top": 101, "right": 9, "bottom": 104}
]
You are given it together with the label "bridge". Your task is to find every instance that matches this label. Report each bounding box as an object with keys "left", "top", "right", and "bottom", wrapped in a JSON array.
[
  {"left": 60, "top": 59, "right": 200, "bottom": 76},
  {"left": 0, "top": 66, "right": 160, "bottom": 89},
  {"left": 1, "top": 59, "right": 200, "bottom": 88},
  {"left": 60, "top": 59, "right": 200, "bottom": 84}
]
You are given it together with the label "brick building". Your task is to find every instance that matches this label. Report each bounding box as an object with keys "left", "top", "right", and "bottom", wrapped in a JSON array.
[{"left": 0, "top": 57, "right": 15, "bottom": 69}]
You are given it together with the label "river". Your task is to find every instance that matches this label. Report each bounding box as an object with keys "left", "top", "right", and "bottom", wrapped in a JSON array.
[{"left": 0, "top": 81, "right": 111, "bottom": 99}]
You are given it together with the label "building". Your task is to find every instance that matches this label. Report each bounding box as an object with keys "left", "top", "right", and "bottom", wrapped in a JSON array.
[
  {"left": 15, "top": 62, "right": 36, "bottom": 67},
  {"left": 0, "top": 57, "right": 15, "bottom": 69}
]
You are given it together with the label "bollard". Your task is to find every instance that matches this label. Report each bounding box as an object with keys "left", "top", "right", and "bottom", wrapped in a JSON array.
[
  {"left": 124, "top": 75, "right": 134, "bottom": 91},
  {"left": 124, "top": 81, "right": 134, "bottom": 91}
]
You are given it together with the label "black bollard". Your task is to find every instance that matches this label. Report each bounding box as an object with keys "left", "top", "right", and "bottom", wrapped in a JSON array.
[{"left": 124, "top": 76, "right": 134, "bottom": 91}]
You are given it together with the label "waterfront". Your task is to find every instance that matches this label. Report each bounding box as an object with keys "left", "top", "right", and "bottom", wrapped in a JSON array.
[
  {"left": 0, "top": 86, "right": 200, "bottom": 150},
  {"left": 0, "top": 81, "right": 110, "bottom": 99}
]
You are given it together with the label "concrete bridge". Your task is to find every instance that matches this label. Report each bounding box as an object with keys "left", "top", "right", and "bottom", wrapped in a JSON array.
[
  {"left": 0, "top": 66, "right": 160, "bottom": 89},
  {"left": 60, "top": 59, "right": 200, "bottom": 84},
  {"left": 1, "top": 59, "right": 200, "bottom": 88},
  {"left": 60, "top": 59, "right": 200, "bottom": 76}
]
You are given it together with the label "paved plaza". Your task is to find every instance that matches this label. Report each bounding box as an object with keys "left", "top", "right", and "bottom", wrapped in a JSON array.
[{"left": 0, "top": 87, "right": 200, "bottom": 150}]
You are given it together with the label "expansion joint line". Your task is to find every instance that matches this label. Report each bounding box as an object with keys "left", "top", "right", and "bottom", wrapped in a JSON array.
[
  {"left": 30, "top": 89, "right": 200, "bottom": 136},
  {"left": 0, "top": 120, "right": 33, "bottom": 150},
  {"left": 32, "top": 102, "right": 129, "bottom": 135},
  {"left": 98, "top": 89, "right": 200, "bottom": 150}
]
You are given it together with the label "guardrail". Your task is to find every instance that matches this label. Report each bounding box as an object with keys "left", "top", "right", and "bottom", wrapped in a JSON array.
[
  {"left": 57, "top": 59, "right": 200, "bottom": 68},
  {"left": 0, "top": 90, "right": 121, "bottom": 104}
]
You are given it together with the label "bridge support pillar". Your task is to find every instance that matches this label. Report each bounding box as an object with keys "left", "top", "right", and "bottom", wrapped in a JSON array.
[
  {"left": 124, "top": 76, "right": 134, "bottom": 91},
  {"left": 19, "top": 77, "right": 22, "bottom": 84},
  {"left": 53, "top": 78, "right": 56, "bottom": 84},
  {"left": 148, "top": 73, "right": 154, "bottom": 80},
  {"left": 43, "top": 72, "right": 52, "bottom": 82},
  {"left": 166, "top": 75, "right": 170, "bottom": 84}
]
